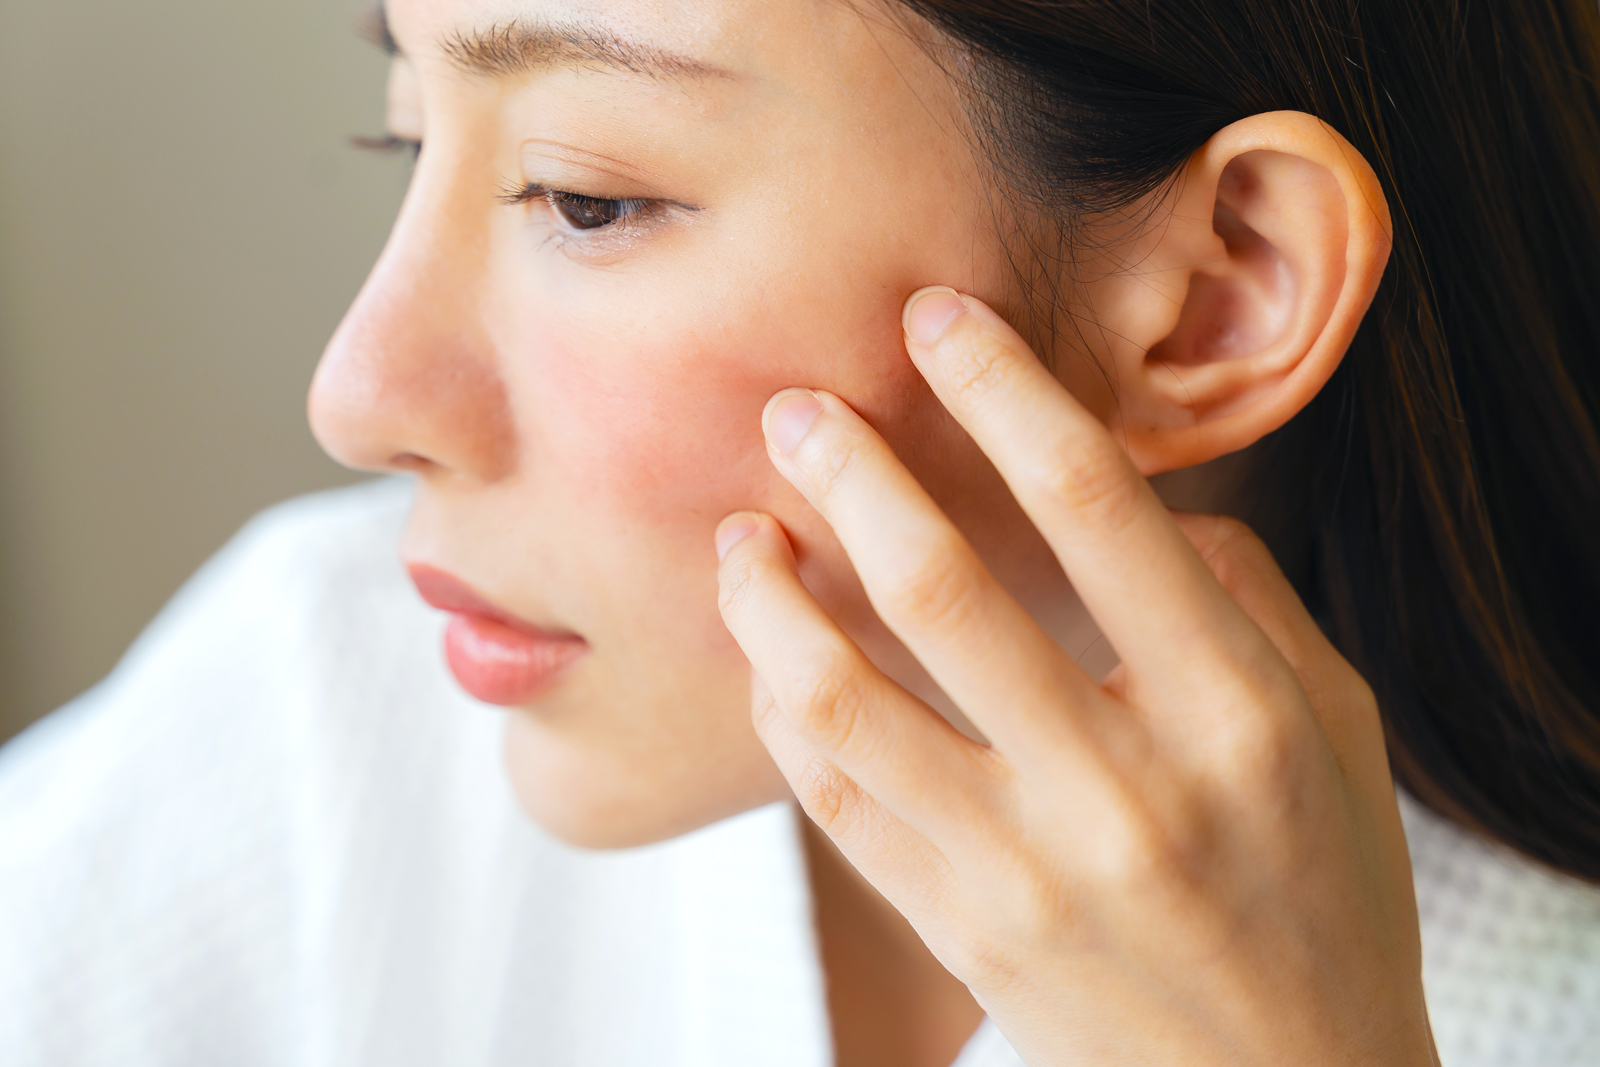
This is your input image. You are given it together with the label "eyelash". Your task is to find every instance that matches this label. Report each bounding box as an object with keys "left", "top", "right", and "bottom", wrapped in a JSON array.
[
  {"left": 353, "top": 135, "right": 676, "bottom": 242},
  {"left": 499, "top": 182, "right": 660, "bottom": 233}
]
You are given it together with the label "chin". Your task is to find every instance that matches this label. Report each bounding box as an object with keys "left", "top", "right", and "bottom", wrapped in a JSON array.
[{"left": 500, "top": 706, "right": 789, "bottom": 850}]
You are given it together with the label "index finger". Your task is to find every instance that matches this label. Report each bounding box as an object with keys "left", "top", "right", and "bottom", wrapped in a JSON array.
[{"left": 901, "top": 287, "right": 1270, "bottom": 686}]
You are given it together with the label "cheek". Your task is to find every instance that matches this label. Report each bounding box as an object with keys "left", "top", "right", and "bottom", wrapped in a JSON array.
[
  {"left": 509, "top": 298, "right": 927, "bottom": 529},
  {"left": 545, "top": 368, "right": 766, "bottom": 520},
  {"left": 496, "top": 286, "right": 948, "bottom": 673}
]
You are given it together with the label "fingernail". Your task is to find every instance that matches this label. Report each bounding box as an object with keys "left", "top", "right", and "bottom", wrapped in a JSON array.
[
  {"left": 765, "top": 390, "right": 823, "bottom": 455},
  {"left": 715, "top": 513, "right": 761, "bottom": 561},
  {"left": 903, "top": 288, "right": 967, "bottom": 346}
]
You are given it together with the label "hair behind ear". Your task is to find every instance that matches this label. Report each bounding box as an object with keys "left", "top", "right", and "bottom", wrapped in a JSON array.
[{"left": 901, "top": 0, "right": 1600, "bottom": 880}]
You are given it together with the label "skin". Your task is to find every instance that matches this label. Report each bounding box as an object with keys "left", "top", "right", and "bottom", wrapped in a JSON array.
[{"left": 311, "top": 0, "right": 1429, "bottom": 1061}]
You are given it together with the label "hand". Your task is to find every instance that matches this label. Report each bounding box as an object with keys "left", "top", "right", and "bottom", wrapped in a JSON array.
[{"left": 714, "top": 287, "right": 1436, "bottom": 1066}]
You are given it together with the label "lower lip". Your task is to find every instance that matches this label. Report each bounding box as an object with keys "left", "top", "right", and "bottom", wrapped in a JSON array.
[{"left": 442, "top": 613, "right": 588, "bottom": 706}]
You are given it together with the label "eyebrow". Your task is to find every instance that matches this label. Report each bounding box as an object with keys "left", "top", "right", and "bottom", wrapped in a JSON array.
[{"left": 361, "top": 1, "right": 733, "bottom": 83}]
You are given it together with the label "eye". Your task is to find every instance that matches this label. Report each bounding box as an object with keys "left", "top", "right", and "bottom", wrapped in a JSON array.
[
  {"left": 503, "top": 183, "right": 655, "bottom": 232},
  {"left": 546, "top": 190, "right": 649, "bottom": 231}
]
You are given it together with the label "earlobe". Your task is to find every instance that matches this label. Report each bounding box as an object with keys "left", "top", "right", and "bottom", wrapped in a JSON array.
[{"left": 1099, "top": 112, "right": 1392, "bottom": 475}]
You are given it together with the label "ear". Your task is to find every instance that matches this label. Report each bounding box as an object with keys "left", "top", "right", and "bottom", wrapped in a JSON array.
[{"left": 1078, "top": 111, "right": 1392, "bottom": 475}]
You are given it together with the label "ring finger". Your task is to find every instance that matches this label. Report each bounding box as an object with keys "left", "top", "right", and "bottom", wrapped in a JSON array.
[
  {"left": 757, "top": 388, "right": 1114, "bottom": 765},
  {"left": 715, "top": 510, "right": 1001, "bottom": 838}
]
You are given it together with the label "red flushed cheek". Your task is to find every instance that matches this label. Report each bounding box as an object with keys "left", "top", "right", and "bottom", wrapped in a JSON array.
[
  {"left": 513, "top": 313, "right": 926, "bottom": 529},
  {"left": 511, "top": 319, "right": 952, "bottom": 670},
  {"left": 484, "top": 287, "right": 980, "bottom": 679},
  {"left": 528, "top": 347, "right": 777, "bottom": 523}
]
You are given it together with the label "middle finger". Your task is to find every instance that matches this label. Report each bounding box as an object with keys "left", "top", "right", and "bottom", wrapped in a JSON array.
[
  {"left": 900, "top": 287, "right": 1277, "bottom": 694},
  {"left": 760, "top": 387, "right": 1109, "bottom": 759}
]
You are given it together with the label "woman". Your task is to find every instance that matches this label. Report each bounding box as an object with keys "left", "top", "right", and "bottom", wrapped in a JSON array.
[{"left": 2, "top": 0, "right": 1597, "bottom": 1063}]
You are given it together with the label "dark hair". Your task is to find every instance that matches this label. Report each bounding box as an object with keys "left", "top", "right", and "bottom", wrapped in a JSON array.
[{"left": 896, "top": 0, "right": 1600, "bottom": 881}]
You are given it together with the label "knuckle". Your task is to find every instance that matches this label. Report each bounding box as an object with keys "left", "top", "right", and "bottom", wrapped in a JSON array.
[
  {"left": 1201, "top": 513, "right": 1258, "bottom": 554},
  {"left": 1082, "top": 786, "right": 1196, "bottom": 891},
  {"left": 872, "top": 536, "right": 978, "bottom": 634},
  {"left": 1218, "top": 716, "right": 1305, "bottom": 794},
  {"left": 1096, "top": 821, "right": 1188, "bottom": 890},
  {"left": 789, "top": 648, "right": 875, "bottom": 754},
  {"left": 1218, "top": 514, "right": 1263, "bottom": 550},
  {"left": 805, "top": 428, "right": 862, "bottom": 503},
  {"left": 716, "top": 551, "right": 770, "bottom": 618},
  {"left": 1034, "top": 434, "right": 1142, "bottom": 530},
  {"left": 795, "top": 756, "right": 861, "bottom": 833},
  {"left": 942, "top": 331, "right": 1021, "bottom": 415},
  {"left": 1207, "top": 689, "right": 1317, "bottom": 798},
  {"left": 943, "top": 928, "right": 1027, "bottom": 992},
  {"left": 1195, "top": 517, "right": 1274, "bottom": 589}
]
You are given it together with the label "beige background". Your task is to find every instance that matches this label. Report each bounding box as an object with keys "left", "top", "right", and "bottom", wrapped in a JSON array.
[{"left": 0, "top": 0, "right": 409, "bottom": 742}]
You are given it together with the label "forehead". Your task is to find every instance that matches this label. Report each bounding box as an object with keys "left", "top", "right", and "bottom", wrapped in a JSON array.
[{"left": 383, "top": 0, "right": 908, "bottom": 85}]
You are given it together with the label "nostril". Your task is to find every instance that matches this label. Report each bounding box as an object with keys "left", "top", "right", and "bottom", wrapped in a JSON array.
[
  {"left": 309, "top": 264, "right": 515, "bottom": 483},
  {"left": 390, "top": 452, "right": 435, "bottom": 472}
]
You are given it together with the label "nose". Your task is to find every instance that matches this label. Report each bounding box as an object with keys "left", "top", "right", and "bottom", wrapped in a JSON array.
[{"left": 309, "top": 161, "right": 515, "bottom": 484}]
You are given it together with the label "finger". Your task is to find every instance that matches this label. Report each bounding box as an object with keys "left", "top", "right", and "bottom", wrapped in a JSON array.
[
  {"left": 901, "top": 287, "right": 1278, "bottom": 693},
  {"left": 715, "top": 510, "right": 1001, "bottom": 836},
  {"left": 750, "top": 672, "right": 958, "bottom": 916},
  {"left": 1173, "top": 513, "right": 1387, "bottom": 771},
  {"left": 1172, "top": 514, "right": 1329, "bottom": 682},
  {"left": 757, "top": 388, "right": 1111, "bottom": 761}
]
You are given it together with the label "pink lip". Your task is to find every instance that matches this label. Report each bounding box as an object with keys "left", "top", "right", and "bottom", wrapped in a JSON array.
[{"left": 407, "top": 564, "right": 588, "bottom": 707}]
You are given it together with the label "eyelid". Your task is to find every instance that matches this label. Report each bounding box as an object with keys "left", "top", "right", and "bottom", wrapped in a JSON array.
[
  {"left": 499, "top": 181, "right": 655, "bottom": 210},
  {"left": 500, "top": 179, "right": 697, "bottom": 248},
  {"left": 508, "top": 184, "right": 661, "bottom": 248},
  {"left": 519, "top": 138, "right": 666, "bottom": 190}
]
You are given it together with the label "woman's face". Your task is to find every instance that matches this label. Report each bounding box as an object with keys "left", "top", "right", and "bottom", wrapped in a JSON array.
[{"left": 311, "top": 0, "right": 1096, "bottom": 847}]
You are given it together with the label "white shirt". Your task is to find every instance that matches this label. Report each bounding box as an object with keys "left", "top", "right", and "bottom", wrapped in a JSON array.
[{"left": 0, "top": 479, "right": 1595, "bottom": 1066}]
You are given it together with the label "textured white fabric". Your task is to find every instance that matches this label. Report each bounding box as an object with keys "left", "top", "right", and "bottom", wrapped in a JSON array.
[
  {"left": 0, "top": 480, "right": 1594, "bottom": 1067},
  {"left": 1402, "top": 797, "right": 1600, "bottom": 1064}
]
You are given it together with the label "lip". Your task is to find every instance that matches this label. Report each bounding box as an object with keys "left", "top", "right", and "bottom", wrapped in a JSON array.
[{"left": 407, "top": 564, "right": 588, "bottom": 706}]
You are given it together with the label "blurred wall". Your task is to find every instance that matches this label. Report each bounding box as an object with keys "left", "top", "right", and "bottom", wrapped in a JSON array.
[{"left": 0, "top": 0, "right": 409, "bottom": 742}]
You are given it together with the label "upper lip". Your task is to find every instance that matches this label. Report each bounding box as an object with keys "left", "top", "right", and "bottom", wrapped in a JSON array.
[{"left": 405, "top": 563, "right": 583, "bottom": 642}]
